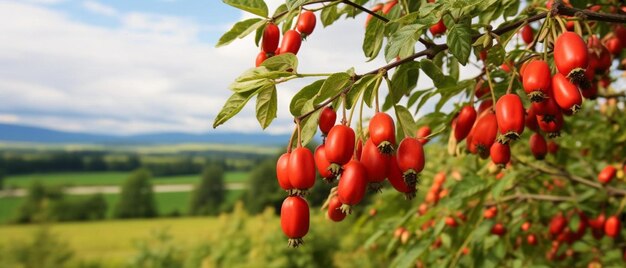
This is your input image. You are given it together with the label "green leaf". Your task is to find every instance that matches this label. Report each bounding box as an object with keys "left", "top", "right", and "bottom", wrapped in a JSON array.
[
  {"left": 347, "top": 74, "right": 377, "bottom": 109},
  {"left": 223, "top": 0, "right": 268, "bottom": 18},
  {"left": 420, "top": 59, "right": 455, "bottom": 88},
  {"left": 447, "top": 22, "right": 472, "bottom": 65},
  {"left": 255, "top": 84, "right": 277, "bottom": 129},
  {"left": 362, "top": 74, "right": 383, "bottom": 108},
  {"left": 486, "top": 44, "right": 506, "bottom": 66},
  {"left": 261, "top": 53, "right": 298, "bottom": 72},
  {"left": 385, "top": 24, "right": 423, "bottom": 62},
  {"left": 229, "top": 77, "right": 269, "bottom": 93},
  {"left": 286, "top": 0, "right": 308, "bottom": 11},
  {"left": 290, "top": 80, "right": 324, "bottom": 116},
  {"left": 216, "top": 18, "right": 264, "bottom": 47},
  {"left": 298, "top": 101, "right": 321, "bottom": 146},
  {"left": 213, "top": 90, "right": 258, "bottom": 128},
  {"left": 320, "top": 4, "right": 339, "bottom": 27},
  {"left": 395, "top": 105, "right": 418, "bottom": 138},
  {"left": 363, "top": 16, "right": 385, "bottom": 61},
  {"left": 568, "top": 213, "right": 580, "bottom": 232},
  {"left": 392, "top": 240, "right": 429, "bottom": 268},
  {"left": 316, "top": 72, "right": 351, "bottom": 103},
  {"left": 391, "top": 61, "right": 420, "bottom": 101}
]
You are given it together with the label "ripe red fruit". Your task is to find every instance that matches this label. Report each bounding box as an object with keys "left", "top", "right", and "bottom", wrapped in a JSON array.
[
  {"left": 288, "top": 147, "right": 316, "bottom": 193},
  {"left": 361, "top": 139, "right": 390, "bottom": 191},
  {"left": 490, "top": 142, "right": 510, "bottom": 167},
  {"left": 605, "top": 216, "right": 621, "bottom": 238},
  {"left": 475, "top": 80, "right": 490, "bottom": 98},
  {"left": 491, "top": 223, "right": 506, "bottom": 236},
  {"left": 525, "top": 108, "right": 539, "bottom": 132},
  {"left": 369, "top": 112, "right": 396, "bottom": 153},
  {"left": 327, "top": 196, "right": 346, "bottom": 222},
  {"left": 520, "top": 24, "right": 534, "bottom": 44},
  {"left": 318, "top": 106, "right": 336, "bottom": 135},
  {"left": 355, "top": 139, "right": 363, "bottom": 160},
  {"left": 382, "top": 0, "right": 398, "bottom": 14},
  {"left": 429, "top": 19, "right": 446, "bottom": 36},
  {"left": 454, "top": 105, "right": 477, "bottom": 141},
  {"left": 296, "top": 11, "right": 316, "bottom": 37},
  {"left": 325, "top": 125, "right": 356, "bottom": 173},
  {"left": 433, "top": 171, "right": 446, "bottom": 186},
  {"left": 255, "top": 51, "right": 268, "bottom": 67},
  {"left": 281, "top": 196, "right": 309, "bottom": 247},
  {"left": 529, "top": 133, "right": 547, "bottom": 160},
  {"left": 598, "top": 165, "right": 617, "bottom": 184},
  {"left": 276, "top": 152, "right": 293, "bottom": 191},
  {"left": 337, "top": 160, "right": 368, "bottom": 213},
  {"left": 615, "top": 24, "right": 626, "bottom": 45},
  {"left": 387, "top": 156, "right": 416, "bottom": 199},
  {"left": 478, "top": 99, "right": 493, "bottom": 114},
  {"left": 522, "top": 60, "right": 552, "bottom": 102},
  {"left": 554, "top": 32, "right": 589, "bottom": 85},
  {"left": 469, "top": 112, "right": 498, "bottom": 159},
  {"left": 479, "top": 50, "right": 487, "bottom": 61},
  {"left": 603, "top": 34, "right": 623, "bottom": 55},
  {"left": 536, "top": 111, "right": 564, "bottom": 138},
  {"left": 365, "top": 4, "right": 384, "bottom": 27},
  {"left": 521, "top": 222, "right": 531, "bottom": 232},
  {"left": 552, "top": 73, "right": 583, "bottom": 114},
  {"left": 484, "top": 207, "right": 497, "bottom": 219},
  {"left": 262, "top": 23, "right": 280, "bottom": 53},
  {"left": 416, "top": 126, "right": 431, "bottom": 144},
  {"left": 445, "top": 216, "right": 458, "bottom": 227},
  {"left": 278, "top": 30, "right": 302, "bottom": 55},
  {"left": 549, "top": 214, "right": 568, "bottom": 237},
  {"left": 527, "top": 234, "right": 537, "bottom": 245},
  {"left": 314, "top": 144, "right": 335, "bottom": 183},
  {"left": 588, "top": 213, "right": 606, "bottom": 230},
  {"left": 495, "top": 94, "right": 525, "bottom": 141},
  {"left": 547, "top": 141, "right": 559, "bottom": 154},
  {"left": 397, "top": 137, "right": 425, "bottom": 186}
]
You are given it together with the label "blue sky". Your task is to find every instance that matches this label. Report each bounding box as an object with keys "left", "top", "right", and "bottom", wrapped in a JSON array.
[{"left": 0, "top": 0, "right": 475, "bottom": 136}]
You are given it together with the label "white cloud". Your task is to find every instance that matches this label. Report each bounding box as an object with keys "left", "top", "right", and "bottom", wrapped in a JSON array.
[
  {"left": 82, "top": 0, "right": 118, "bottom": 17},
  {"left": 0, "top": 1, "right": 484, "bottom": 136}
]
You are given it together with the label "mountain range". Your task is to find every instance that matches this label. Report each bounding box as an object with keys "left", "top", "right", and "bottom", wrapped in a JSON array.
[{"left": 0, "top": 123, "right": 291, "bottom": 145}]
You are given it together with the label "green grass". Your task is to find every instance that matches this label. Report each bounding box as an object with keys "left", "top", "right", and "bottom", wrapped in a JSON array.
[
  {"left": 0, "top": 217, "right": 227, "bottom": 267},
  {"left": 0, "top": 190, "right": 245, "bottom": 223},
  {"left": 4, "top": 171, "right": 249, "bottom": 188}
]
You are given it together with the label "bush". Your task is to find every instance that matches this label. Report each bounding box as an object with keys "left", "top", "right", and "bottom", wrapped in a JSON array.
[
  {"left": 127, "top": 228, "right": 183, "bottom": 268},
  {"left": 1, "top": 227, "right": 74, "bottom": 268},
  {"left": 49, "top": 194, "right": 107, "bottom": 222},
  {"left": 114, "top": 169, "right": 157, "bottom": 219},
  {"left": 189, "top": 165, "right": 225, "bottom": 215},
  {"left": 15, "top": 182, "right": 64, "bottom": 223}
]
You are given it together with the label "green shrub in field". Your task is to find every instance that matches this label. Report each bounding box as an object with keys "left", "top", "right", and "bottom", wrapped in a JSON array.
[
  {"left": 189, "top": 165, "right": 225, "bottom": 216},
  {"left": 49, "top": 194, "right": 107, "bottom": 222},
  {"left": 114, "top": 169, "right": 157, "bottom": 219},
  {"left": 127, "top": 228, "right": 184, "bottom": 268},
  {"left": 15, "top": 182, "right": 64, "bottom": 223},
  {"left": 0, "top": 227, "right": 74, "bottom": 268}
]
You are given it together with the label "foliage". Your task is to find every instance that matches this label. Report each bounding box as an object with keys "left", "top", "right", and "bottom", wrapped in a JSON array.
[
  {"left": 127, "top": 228, "right": 184, "bottom": 268},
  {"left": 0, "top": 227, "right": 74, "bottom": 268},
  {"left": 216, "top": 0, "right": 626, "bottom": 266},
  {"left": 189, "top": 165, "right": 226, "bottom": 215},
  {"left": 114, "top": 169, "right": 157, "bottom": 219}
]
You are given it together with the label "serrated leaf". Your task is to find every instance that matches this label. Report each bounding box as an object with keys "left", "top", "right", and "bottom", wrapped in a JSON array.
[
  {"left": 390, "top": 61, "right": 420, "bottom": 102},
  {"left": 255, "top": 84, "right": 277, "bottom": 129},
  {"left": 363, "top": 16, "right": 385, "bottom": 61},
  {"left": 213, "top": 90, "right": 258, "bottom": 128},
  {"left": 290, "top": 80, "right": 324, "bottom": 116},
  {"left": 385, "top": 24, "right": 423, "bottom": 62},
  {"left": 347, "top": 74, "right": 377, "bottom": 109},
  {"left": 223, "top": 0, "right": 268, "bottom": 18},
  {"left": 216, "top": 18, "right": 264, "bottom": 47},
  {"left": 487, "top": 44, "right": 506, "bottom": 66},
  {"left": 320, "top": 4, "right": 339, "bottom": 27},
  {"left": 261, "top": 53, "right": 298, "bottom": 72},
  {"left": 395, "top": 105, "right": 418, "bottom": 138},
  {"left": 297, "top": 101, "right": 321, "bottom": 146},
  {"left": 447, "top": 22, "right": 472, "bottom": 65},
  {"left": 316, "top": 72, "right": 351, "bottom": 103},
  {"left": 286, "top": 0, "right": 308, "bottom": 11},
  {"left": 420, "top": 59, "right": 455, "bottom": 88}
]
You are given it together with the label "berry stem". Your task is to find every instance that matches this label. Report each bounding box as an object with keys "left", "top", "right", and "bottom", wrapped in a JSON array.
[
  {"left": 287, "top": 126, "right": 297, "bottom": 152},
  {"left": 484, "top": 66, "right": 497, "bottom": 106},
  {"left": 296, "top": 118, "right": 303, "bottom": 147}
]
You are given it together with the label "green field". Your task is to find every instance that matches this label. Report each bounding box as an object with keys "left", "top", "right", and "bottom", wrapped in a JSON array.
[
  {"left": 0, "top": 217, "right": 229, "bottom": 267},
  {"left": 4, "top": 171, "right": 249, "bottom": 188},
  {"left": 0, "top": 190, "right": 245, "bottom": 223}
]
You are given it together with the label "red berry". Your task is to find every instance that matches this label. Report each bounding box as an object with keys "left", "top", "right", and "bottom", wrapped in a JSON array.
[
  {"left": 314, "top": 144, "right": 335, "bottom": 182},
  {"left": 327, "top": 196, "right": 346, "bottom": 222},
  {"left": 276, "top": 152, "right": 293, "bottom": 191},
  {"left": 429, "top": 19, "right": 446, "bottom": 36},
  {"left": 554, "top": 32, "right": 589, "bottom": 83},
  {"left": 360, "top": 139, "right": 391, "bottom": 189},
  {"left": 495, "top": 94, "right": 525, "bottom": 141},
  {"left": 605, "top": 216, "right": 621, "bottom": 238},
  {"left": 520, "top": 24, "right": 534, "bottom": 44},
  {"left": 598, "top": 165, "right": 617, "bottom": 184},
  {"left": 490, "top": 142, "right": 510, "bottom": 167},
  {"left": 337, "top": 160, "right": 368, "bottom": 213},
  {"left": 278, "top": 30, "right": 302, "bottom": 55},
  {"left": 529, "top": 133, "right": 548, "bottom": 160},
  {"left": 325, "top": 125, "right": 356, "bottom": 167},
  {"left": 454, "top": 105, "right": 477, "bottom": 141},
  {"left": 552, "top": 73, "right": 583, "bottom": 114},
  {"left": 318, "top": 106, "right": 336, "bottom": 135},
  {"left": 262, "top": 23, "right": 280, "bottom": 53},
  {"left": 416, "top": 126, "right": 431, "bottom": 144},
  {"left": 281, "top": 196, "right": 310, "bottom": 247},
  {"left": 255, "top": 51, "right": 268, "bottom": 67},
  {"left": 296, "top": 11, "right": 316, "bottom": 37},
  {"left": 288, "top": 147, "right": 316, "bottom": 192},
  {"left": 397, "top": 137, "right": 425, "bottom": 186},
  {"left": 522, "top": 60, "right": 552, "bottom": 102},
  {"left": 369, "top": 112, "right": 396, "bottom": 153}
]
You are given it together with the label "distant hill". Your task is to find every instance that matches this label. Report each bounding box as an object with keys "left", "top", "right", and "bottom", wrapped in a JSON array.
[{"left": 0, "top": 123, "right": 291, "bottom": 145}]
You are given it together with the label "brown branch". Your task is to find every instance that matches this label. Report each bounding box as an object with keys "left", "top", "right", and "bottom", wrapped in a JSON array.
[
  {"left": 271, "top": 0, "right": 335, "bottom": 20},
  {"left": 554, "top": 1, "right": 626, "bottom": 24},
  {"left": 487, "top": 193, "right": 576, "bottom": 206},
  {"left": 341, "top": 0, "right": 389, "bottom": 23}
]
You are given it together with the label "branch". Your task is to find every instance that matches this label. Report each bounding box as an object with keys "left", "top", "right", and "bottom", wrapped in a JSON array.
[
  {"left": 272, "top": 0, "right": 335, "bottom": 21},
  {"left": 554, "top": 1, "right": 626, "bottom": 24},
  {"left": 341, "top": 0, "right": 389, "bottom": 23},
  {"left": 488, "top": 193, "right": 576, "bottom": 206}
]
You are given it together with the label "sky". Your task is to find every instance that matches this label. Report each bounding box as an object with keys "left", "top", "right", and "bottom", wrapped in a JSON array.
[{"left": 0, "top": 0, "right": 479, "bottom": 135}]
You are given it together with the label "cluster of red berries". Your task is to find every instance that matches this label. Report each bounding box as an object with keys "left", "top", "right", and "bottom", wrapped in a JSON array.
[
  {"left": 279, "top": 106, "right": 430, "bottom": 247},
  {"left": 256, "top": 11, "right": 317, "bottom": 67}
]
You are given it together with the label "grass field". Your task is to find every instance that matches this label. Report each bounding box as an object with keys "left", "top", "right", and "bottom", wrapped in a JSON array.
[
  {"left": 0, "top": 217, "right": 229, "bottom": 267},
  {"left": 4, "top": 170, "right": 249, "bottom": 188},
  {"left": 0, "top": 190, "right": 245, "bottom": 223}
]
